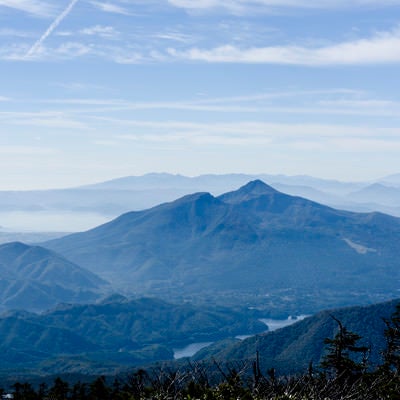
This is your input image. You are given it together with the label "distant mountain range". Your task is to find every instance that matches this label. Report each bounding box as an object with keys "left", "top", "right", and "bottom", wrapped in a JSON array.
[
  {"left": 0, "top": 242, "right": 108, "bottom": 312},
  {"left": 2, "top": 172, "right": 400, "bottom": 234},
  {"left": 0, "top": 296, "right": 265, "bottom": 375},
  {"left": 0, "top": 231, "right": 67, "bottom": 246},
  {"left": 347, "top": 183, "right": 400, "bottom": 206},
  {"left": 44, "top": 180, "right": 400, "bottom": 312}
]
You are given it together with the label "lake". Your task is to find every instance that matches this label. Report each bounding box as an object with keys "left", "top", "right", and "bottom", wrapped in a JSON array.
[
  {"left": 173, "top": 315, "right": 308, "bottom": 359},
  {"left": 173, "top": 342, "right": 214, "bottom": 359},
  {"left": 259, "top": 315, "right": 308, "bottom": 331}
]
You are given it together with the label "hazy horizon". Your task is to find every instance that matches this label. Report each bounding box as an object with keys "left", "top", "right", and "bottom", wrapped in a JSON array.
[
  {"left": 1, "top": 171, "right": 400, "bottom": 233},
  {"left": 0, "top": 170, "right": 396, "bottom": 192}
]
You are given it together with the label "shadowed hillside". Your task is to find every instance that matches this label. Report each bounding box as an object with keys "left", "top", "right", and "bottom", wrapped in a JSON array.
[
  {"left": 0, "top": 296, "right": 265, "bottom": 375},
  {"left": 194, "top": 299, "right": 400, "bottom": 375},
  {"left": 0, "top": 242, "right": 109, "bottom": 312}
]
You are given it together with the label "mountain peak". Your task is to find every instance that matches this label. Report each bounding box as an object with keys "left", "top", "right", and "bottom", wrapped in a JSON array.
[
  {"left": 0, "top": 241, "right": 31, "bottom": 260},
  {"left": 98, "top": 293, "right": 128, "bottom": 305},
  {"left": 173, "top": 191, "right": 217, "bottom": 206},
  {"left": 219, "top": 180, "right": 278, "bottom": 204},
  {"left": 240, "top": 180, "right": 278, "bottom": 194},
  {"left": 0, "top": 241, "right": 30, "bottom": 251}
]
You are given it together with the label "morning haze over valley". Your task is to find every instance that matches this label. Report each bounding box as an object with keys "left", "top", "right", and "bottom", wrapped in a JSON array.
[{"left": 1, "top": 0, "right": 400, "bottom": 398}]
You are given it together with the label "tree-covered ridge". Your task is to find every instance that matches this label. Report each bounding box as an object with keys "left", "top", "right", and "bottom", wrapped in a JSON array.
[
  {"left": 0, "top": 296, "right": 265, "bottom": 376},
  {"left": 2, "top": 305, "right": 400, "bottom": 399},
  {"left": 196, "top": 299, "right": 400, "bottom": 375}
]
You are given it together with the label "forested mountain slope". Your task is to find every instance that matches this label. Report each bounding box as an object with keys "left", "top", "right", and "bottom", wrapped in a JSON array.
[
  {"left": 0, "top": 242, "right": 108, "bottom": 312},
  {"left": 194, "top": 299, "right": 400, "bottom": 375},
  {"left": 0, "top": 296, "right": 265, "bottom": 375}
]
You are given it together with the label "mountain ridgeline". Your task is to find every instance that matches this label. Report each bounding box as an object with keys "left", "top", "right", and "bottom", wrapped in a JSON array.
[
  {"left": 0, "top": 242, "right": 108, "bottom": 312},
  {"left": 44, "top": 180, "right": 400, "bottom": 310}
]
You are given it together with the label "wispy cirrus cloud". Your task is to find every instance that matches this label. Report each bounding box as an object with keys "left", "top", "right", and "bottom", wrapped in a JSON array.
[
  {"left": 92, "top": 117, "right": 400, "bottom": 141},
  {"left": 33, "top": 88, "right": 400, "bottom": 118},
  {"left": 55, "top": 42, "right": 91, "bottom": 57},
  {"left": 0, "top": 110, "right": 89, "bottom": 130},
  {"left": 55, "top": 25, "right": 120, "bottom": 42},
  {"left": 168, "top": 27, "right": 400, "bottom": 65},
  {"left": 87, "top": 118, "right": 400, "bottom": 153},
  {"left": 20, "top": 24, "right": 397, "bottom": 67},
  {"left": 0, "top": 28, "right": 33, "bottom": 37},
  {"left": 52, "top": 81, "right": 105, "bottom": 91},
  {"left": 0, "top": 0, "right": 55, "bottom": 16},
  {"left": 168, "top": 0, "right": 400, "bottom": 14},
  {"left": 152, "top": 32, "right": 195, "bottom": 44},
  {"left": 90, "top": 1, "right": 132, "bottom": 15},
  {"left": 80, "top": 25, "right": 120, "bottom": 39}
]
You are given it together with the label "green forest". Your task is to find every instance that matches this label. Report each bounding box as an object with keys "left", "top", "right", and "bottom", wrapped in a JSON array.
[{"left": 2, "top": 304, "right": 400, "bottom": 400}]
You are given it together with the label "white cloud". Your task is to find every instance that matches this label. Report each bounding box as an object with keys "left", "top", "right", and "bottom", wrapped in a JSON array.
[
  {"left": 0, "top": 111, "right": 90, "bottom": 130},
  {"left": 90, "top": 1, "right": 132, "bottom": 15},
  {"left": 0, "top": 0, "right": 55, "bottom": 16},
  {"left": 55, "top": 42, "right": 91, "bottom": 57},
  {"left": 52, "top": 81, "right": 105, "bottom": 91},
  {"left": 95, "top": 118, "right": 400, "bottom": 141},
  {"left": 110, "top": 50, "right": 144, "bottom": 64},
  {"left": 0, "top": 28, "right": 32, "bottom": 37},
  {"left": 168, "top": 0, "right": 400, "bottom": 14},
  {"left": 0, "top": 43, "right": 30, "bottom": 60},
  {"left": 152, "top": 32, "right": 194, "bottom": 43},
  {"left": 80, "top": 25, "right": 120, "bottom": 39},
  {"left": 168, "top": 28, "right": 400, "bottom": 65},
  {"left": 55, "top": 31, "right": 73, "bottom": 37},
  {"left": 36, "top": 89, "right": 400, "bottom": 117},
  {"left": 107, "top": 119, "right": 400, "bottom": 154}
]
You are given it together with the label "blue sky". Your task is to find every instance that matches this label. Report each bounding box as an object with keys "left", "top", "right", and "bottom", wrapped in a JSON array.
[{"left": 1, "top": 0, "right": 400, "bottom": 189}]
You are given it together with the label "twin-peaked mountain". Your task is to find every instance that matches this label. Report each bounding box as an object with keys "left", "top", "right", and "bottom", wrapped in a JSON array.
[
  {"left": 44, "top": 181, "right": 400, "bottom": 309},
  {"left": 0, "top": 242, "right": 108, "bottom": 312}
]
